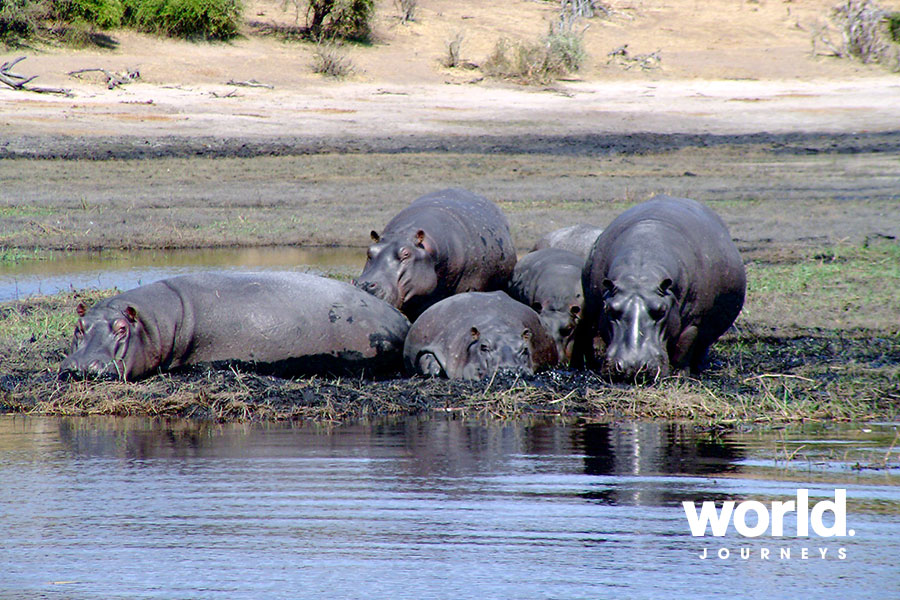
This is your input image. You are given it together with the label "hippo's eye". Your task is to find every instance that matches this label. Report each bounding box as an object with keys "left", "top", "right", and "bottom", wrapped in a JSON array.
[
  {"left": 479, "top": 343, "right": 491, "bottom": 353},
  {"left": 398, "top": 248, "right": 411, "bottom": 261},
  {"left": 648, "top": 306, "right": 667, "bottom": 320}
]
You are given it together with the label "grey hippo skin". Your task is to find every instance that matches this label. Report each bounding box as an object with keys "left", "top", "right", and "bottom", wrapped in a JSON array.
[
  {"left": 532, "top": 224, "right": 604, "bottom": 259},
  {"left": 581, "top": 195, "right": 746, "bottom": 381},
  {"left": 507, "top": 248, "right": 584, "bottom": 366},
  {"left": 355, "top": 188, "right": 516, "bottom": 320},
  {"left": 59, "top": 272, "right": 411, "bottom": 381},
  {"left": 403, "top": 291, "right": 558, "bottom": 380}
]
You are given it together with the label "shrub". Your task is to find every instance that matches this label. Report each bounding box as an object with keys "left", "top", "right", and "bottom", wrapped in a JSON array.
[
  {"left": 307, "top": 0, "right": 374, "bottom": 41},
  {"left": 311, "top": 40, "right": 355, "bottom": 77},
  {"left": 123, "top": 0, "right": 243, "bottom": 40},
  {"left": 395, "top": 0, "right": 416, "bottom": 23},
  {"left": 482, "top": 20, "right": 586, "bottom": 84},
  {"left": 886, "top": 12, "right": 900, "bottom": 43},
  {"left": 815, "top": 0, "right": 899, "bottom": 70},
  {"left": 0, "top": 0, "right": 50, "bottom": 44},
  {"left": 443, "top": 31, "right": 464, "bottom": 68},
  {"left": 54, "top": 0, "right": 125, "bottom": 29}
]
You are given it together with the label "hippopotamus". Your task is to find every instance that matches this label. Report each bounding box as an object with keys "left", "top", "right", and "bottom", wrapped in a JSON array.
[
  {"left": 403, "top": 291, "right": 557, "bottom": 380},
  {"left": 532, "top": 224, "right": 604, "bottom": 259},
  {"left": 581, "top": 195, "right": 745, "bottom": 381},
  {"left": 507, "top": 248, "right": 584, "bottom": 366},
  {"left": 355, "top": 188, "right": 516, "bottom": 320},
  {"left": 59, "top": 272, "right": 410, "bottom": 381}
]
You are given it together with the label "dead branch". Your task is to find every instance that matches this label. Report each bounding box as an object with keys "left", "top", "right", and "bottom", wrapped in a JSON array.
[
  {"left": 68, "top": 67, "right": 141, "bottom": 89},
  {"left": 226, "top": 79, "right": 274, "bottom": 89},
  {"left": 0, "top": 56, "right": 72, "bottom": 96},
  {"left": 607, "top": 44, "right": 661, "bottom": 70}
]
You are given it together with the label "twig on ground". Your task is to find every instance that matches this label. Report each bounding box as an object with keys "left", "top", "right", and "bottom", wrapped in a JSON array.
[
  {"left": 226, "top": 79, "right": 274, "bottom": 89},
  {"left": 68, "top": 67, "right": 141, "bottom": 90},
  {"left": 1, "top": 56, "right": 72, "bottom": 96}
]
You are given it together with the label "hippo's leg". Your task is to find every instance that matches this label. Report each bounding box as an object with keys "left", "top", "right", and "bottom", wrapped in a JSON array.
[
  {"left": 416, "top": 352, "right": 444, "bottom": 377},
  {"left": 670, "top": 325, "right": 699, "bottom": 371}
]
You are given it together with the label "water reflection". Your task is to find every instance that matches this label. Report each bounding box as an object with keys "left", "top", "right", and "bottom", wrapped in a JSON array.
[
  {"left": 0, "top": 246, "right": 365, "bottom": 301},
  {"left": 1, "top": 416, "right": 897, "bottom": 600}
]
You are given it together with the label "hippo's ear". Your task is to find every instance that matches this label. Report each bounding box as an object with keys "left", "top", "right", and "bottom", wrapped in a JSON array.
[
  {"left": 521, "top": 328, "right": 532, "bottom": 341},
  {"left": 370, "top": 230, "right": 380, "bottom": 243},
  {"left": 76, "top": 303, "right": 87, "bottom": 317},
  {"left": 530, "top": 302, "right": 543, "bottom": 314},
  {"left": 415, "top": 230, "right": 436, "bottom": 254},
  {"left": 123, "top": 306, "right": 137, "bottom": 323},
  {"left": 470, "top": 326, "right": 480, "bottom": 341},
  {"left": 658, "top": 278, "right": 673, "bottom": 294}
]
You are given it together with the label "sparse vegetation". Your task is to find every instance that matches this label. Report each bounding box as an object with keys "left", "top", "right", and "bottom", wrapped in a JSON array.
[
  {"left": 813, "top": 0, "right": 900, "bottom": 71},
  {"left": 395, "top": 0, "right": 416, "bottom": 24},
  {"left": 483, "top": 18, "right": 587, "bottom": 84},
  {"left": 443, "top": 31, "right": 465, "bottom": 68},
  {"left": 311, "top": 39, "right": 355, "bottom": 77}
]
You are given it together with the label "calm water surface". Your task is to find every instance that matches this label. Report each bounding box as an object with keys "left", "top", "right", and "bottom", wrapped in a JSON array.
[
  {"left": 0, "top": 416, "right": 897, "bottom": 599},
  {"left": 0, "top": 247, "right": 365, "bottom": 302}
]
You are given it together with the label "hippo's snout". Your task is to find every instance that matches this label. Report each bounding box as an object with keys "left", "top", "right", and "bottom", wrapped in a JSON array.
[
  {"left": 603, "top": 349, "right": 669, "bottom": 383},
  {"left": 58, "top": 358, "right": 122, "bottom": 381}
]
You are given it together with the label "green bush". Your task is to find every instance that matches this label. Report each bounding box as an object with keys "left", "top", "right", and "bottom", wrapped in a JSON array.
[
  {"left": 124, "top": 0, "right": 243, "bottom": 39},
  {"left": 888, "top": 13, "right": 900, "bottom": 43},
  {"left": 55, "top": 0, "right": 125, "bottom": 28}
]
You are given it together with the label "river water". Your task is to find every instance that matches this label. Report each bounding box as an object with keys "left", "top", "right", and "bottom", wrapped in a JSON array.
[
  {"left": 0, "top": 416, "right": 897, "bottom": 599},
  {"left": 0, "top": 247, "right": 365, "bottom": 302}
]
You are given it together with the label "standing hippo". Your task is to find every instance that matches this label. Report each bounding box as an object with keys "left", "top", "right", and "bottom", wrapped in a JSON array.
[
  {"left": 581, "top": 195, "right": 745, "bottom": 380},
  {"left": 355, "top": 188, "right": 516, "bottom": 320},
  {"left": 507, "top": 248, "right": 584, "bottom": 366},
  {"left": 532, "top": 224, "right": 604, "bottom": 259},
  {"left": 59, "top": 272, "right": 410, "bottom": 381},
  {"left": 403, "top": 291, "right": 557, "bottom": 380}
]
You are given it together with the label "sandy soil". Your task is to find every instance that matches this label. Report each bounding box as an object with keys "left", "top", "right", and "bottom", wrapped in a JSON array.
[{"left": 2, "top": 0, "right": 900, "bottom": 149}]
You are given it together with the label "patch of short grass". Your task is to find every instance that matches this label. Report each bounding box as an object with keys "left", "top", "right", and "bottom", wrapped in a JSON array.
[
  {"left": 743, "top": 240, "right": 900, "bottom": 331},
  {"left": 0, "top": 247, "right": 49, "bottom": 265}
]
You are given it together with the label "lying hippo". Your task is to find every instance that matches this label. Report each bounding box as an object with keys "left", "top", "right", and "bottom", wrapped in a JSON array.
[
  {"left": 582, "top": 195, "right": 745, "bottom": 381},
  {"left": 59, "top": 272, "right": 410, "bottom": 381},
  {"left": 403, "top": 291, "right": 557, "bottom": 380},
  {"left": 507, "top": 248, "right": 584, "bottom": 366},
  {"left": 355, "top": 188, "right": 516, "bottom": 320},
  {"left": 532, "top": 224, "right": 604, "bottom": 259}
]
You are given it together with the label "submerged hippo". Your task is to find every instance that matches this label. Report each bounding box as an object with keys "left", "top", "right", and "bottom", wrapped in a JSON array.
[
  {"left": 355, "top": 188, "right": 516, "bottom": 320},
  {"left": 582, "top": 195, "right": 745, "bottom": 381},
  {"left": 507, "top": 248, "right": 584, "bottom": 366},
  {"left": 59, "top": 272, "right": 410, "bottom": 381},
  {"left": 403, "top": 291, "right": 557, "bottom": 380},
  {"left": 532, "top": 224, "right": 604, "bottom": 259}
]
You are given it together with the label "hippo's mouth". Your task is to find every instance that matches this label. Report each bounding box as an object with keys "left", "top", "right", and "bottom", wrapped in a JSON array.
[
  {"left": 600, "top": 358, "right": 669, "bottom": 383},
  {"left": 58, "top": 359, "right": 126, "bottom": 382}
]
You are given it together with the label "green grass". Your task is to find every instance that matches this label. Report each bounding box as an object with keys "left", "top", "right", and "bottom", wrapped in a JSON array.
[
  {"left": 0, "top": 247, "right": 49, "bottom": 265},
  {"left": 743, "top": 240, "right": 900, "bottom": 332}
]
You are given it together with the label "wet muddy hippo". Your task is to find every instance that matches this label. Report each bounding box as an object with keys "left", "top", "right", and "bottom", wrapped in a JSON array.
[
  {"left": 355, "top": 188, "right": 516, "bottom": 320},
  {"left": 582, "top": 195, "right": 745, "bottom": 381},
  {"left": 59, "top": 272, "right": 410, "bottom": 381},
  {"left": 507, "top": 248, "right": 584, "bottom": 366},
  {"left": 403, "top": 291, "right": 557, "bottom": 380},
  {"left": 532, "top": 224, "right": 604, "bottom": 259}
]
